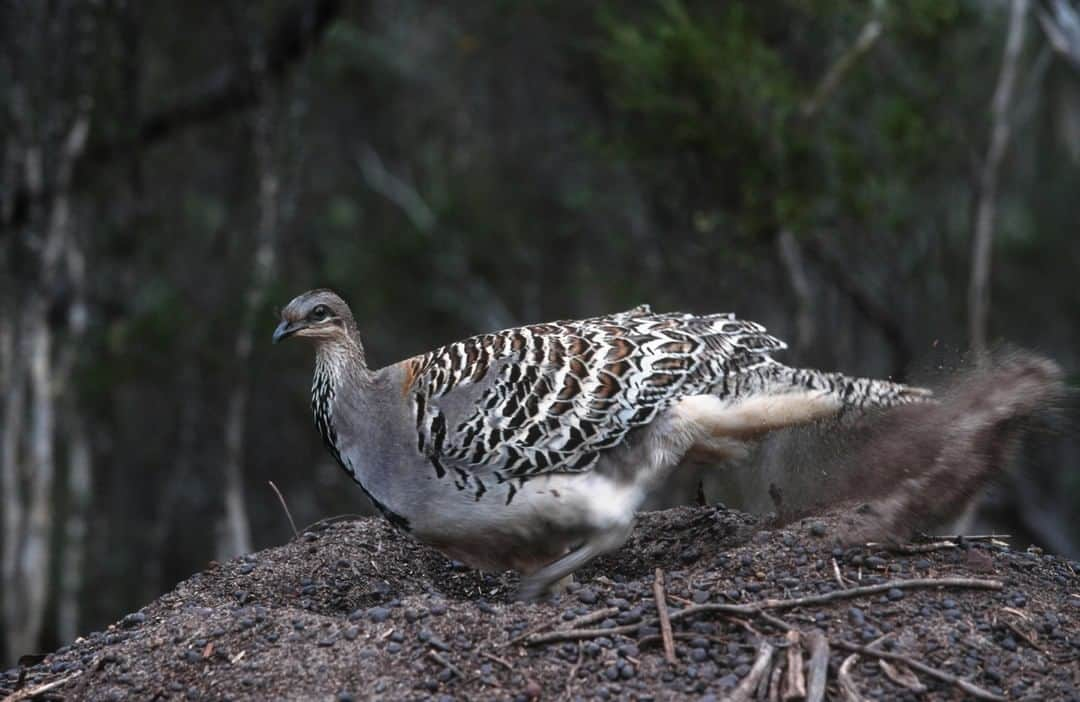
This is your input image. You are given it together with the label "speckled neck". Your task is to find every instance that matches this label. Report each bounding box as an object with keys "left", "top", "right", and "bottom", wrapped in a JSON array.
[{"left": 311, "top": 332, "right": 371, "bottom": 453}]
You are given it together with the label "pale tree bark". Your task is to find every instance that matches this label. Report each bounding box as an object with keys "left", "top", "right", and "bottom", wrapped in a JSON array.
[
  {"left": 217, "top": 81, "right": 281, "bottom": 560},
  {"left": 800, "top": 15, "right": 884, "bottom": 119},
  {"left": 970, "top": 0, "right": 1030, "bottom": 357},
  {"left": 775, "top": 230, "right": 816, "bottom": 358},
  {"left": 57, "top": 407, "right": 91, "bottom": 644},
  {"left": 1, "top": 0, "right": 94, "bottom": 658},
  {"left": 1038, "top": 0, "right": 1080, "bottom": 73},
  {"left": 56, "top": 239, "right": 92, "bottom": 645},
  {"left": 2, "top": 111, "right": 91, "bottom": 658},
  {"left": 0, "top": 299, "right": 27, "bottom": 658}
]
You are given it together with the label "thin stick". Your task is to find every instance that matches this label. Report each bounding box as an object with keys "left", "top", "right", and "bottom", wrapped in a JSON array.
[
  {"left": 507, "top": 607, "right": 620, "bottom": 647},
  {"left": 768, "top": 659, "right": 784, "bottom": 702},
  {"left": 879, "top": 659, "right": 926, "bottom": 693},
  {"left": 639, "top": 631, "right": 730, "bottom": 648},
  {"left": 919, "top": 533, "right": 1011, "bottom": 543},
  {"left": 427, "top": 650, "right": 465, "bottom": 680},
  {"left": 524, "top": 578, "right": 1002, "bottom": 646},
  {"left": 804, "top": 629, "right": 829, "bottom": 702},
  {"left": 783, "top": 630, "right": 805, "bottom": 700},
  {"left": 506, "top": 620, "right": 556, "bottom": 647},
  {"left": 837, "top": 653, "right": 865, "bottom": 702},
  {"left": 666, "top": 578, "right": 1002, "bottom": 619},
  {"left": 758, "top": 610, "right": 796, "bottom": 632},
  {"left": 801, "top": 18, "right": 883, "bottom": 118},
  {"left": 833, "top": 640, "right": 1005, "bottom": 701},
  {"left": 1004, "top": 619, "right": 1043, "bottom": 651},
  {"left": 832, "top": 558, "right": 846, "bottom": 587},
  {"left": 2, "top": 670, "right": 82, "bottom": 702},
  {"left": 479, "top": 650, "right": 513, "bottom": 671},
  {"left": 527, "top": 621, "right": 641, "bottom": 645},
  {"left": 561, "top": 642, "right": 583, "bottom": 702},
  {"left": 267, "top": 480, "right": 298, "bottom": 538},
  {"left": 567, "top": 606, "right": 620, "bottom": 629},
  {"left": 653, "top": 569, "right": 676, "bottom": 664},
  {"left": 727, "top": 641, "right": 775, "bottom": 702},
  {"left": 868, "top": 541, "right": 958, "bottom": 554}
]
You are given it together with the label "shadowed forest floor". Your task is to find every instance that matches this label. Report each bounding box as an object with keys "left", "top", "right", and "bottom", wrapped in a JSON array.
[{"left": 3, "top": 505, "right": 1079, "bottom": 701}]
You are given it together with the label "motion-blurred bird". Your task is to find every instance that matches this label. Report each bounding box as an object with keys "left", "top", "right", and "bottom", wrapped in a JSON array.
[{"left": 273, "top": 289, "right": 930, "bottom": 598}]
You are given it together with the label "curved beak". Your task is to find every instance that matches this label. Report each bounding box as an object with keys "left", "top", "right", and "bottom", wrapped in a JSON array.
[{"left": 272, "top": 320, "right": 302, "bottom": 344}]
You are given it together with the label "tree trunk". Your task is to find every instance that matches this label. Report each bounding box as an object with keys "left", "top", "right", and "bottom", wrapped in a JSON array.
[
  {"left": 217, "top": 85, "right": 280, "bottom": 560},
  {"left": 970, "top": 0, "right": 1029, "bottom": 356},
  {"left": 0, "top": 304, "right": 27, "bottom": 661},
  {"left": 16, "top": 298, "right": 56, "bottom": 658},
  {"left": 56, "top": 239, "right": 91, "bottom": 645},
  {"left": 775, "top": 230, "right": 815, "bottom": 359},
  {"left": 57, "top": 408, "right": 91, "bottom": 644}
]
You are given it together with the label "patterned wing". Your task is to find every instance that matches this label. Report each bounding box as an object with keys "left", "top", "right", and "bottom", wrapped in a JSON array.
[{"left": 403, "top": 305, "right": 786, "bottom": 482}]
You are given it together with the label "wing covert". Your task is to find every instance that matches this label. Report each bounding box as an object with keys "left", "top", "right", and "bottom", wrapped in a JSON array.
[{"left": 404, "top": 306, "right": 786, "bottom": 482}]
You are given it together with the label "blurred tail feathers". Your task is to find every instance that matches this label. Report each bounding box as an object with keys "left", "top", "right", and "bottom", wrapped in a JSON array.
[{"left": 832, "top": 351, "right": 1064, "bottom": 543}]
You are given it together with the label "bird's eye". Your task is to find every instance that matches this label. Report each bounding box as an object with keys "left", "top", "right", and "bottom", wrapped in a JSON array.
[{"left": 310, "top": 305, "right": 330, "bottom": 322}]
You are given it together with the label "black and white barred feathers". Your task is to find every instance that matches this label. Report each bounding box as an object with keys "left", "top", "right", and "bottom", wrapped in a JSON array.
[{"left": 402, "top": 305, "right": 796, "bottom": 482}]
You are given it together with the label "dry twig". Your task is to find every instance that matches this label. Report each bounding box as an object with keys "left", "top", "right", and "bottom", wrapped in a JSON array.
[
  {"left": 832, "top": 558, "right": 848, "bottom": 587},
  {"left": 837, "top": 653, "right": 865, "bottom": 701},
  {"left": 652, "top": 569, "right": 676, "bottom": 664},
  {"left": 921, "top": 533, "right": 1011, "bottom": 543},
  {"left": 427, "top": 650, "right": 465, "bottom": 680},
  {"left": 561, "top": 642, "right": 583, "bottom": 702},
  {"left": 567, "top": 606, "right": 620, "bottom": 629},
  {"left": 868, "top": 541, "right": 958, "bottom": 554},
  {"left": 524, "top": 578, "right": 1001, "bottom": 646},
  {"left": 801, "top": 18, "right": 884, "bottom": 118},
  {"left": 479, "top": 650, "right": 513, "bottom": 671},
  {"left": 509, "top": 606, "right": 620, "bottom": 646},
  {"left": 1, "top": 670, "right": 82, "bottom": 702},
  {"left": 727, "top": 641, "right": 775, "bottom": 702},
  {"left": 782, "top": 629, "right": 805, "bottom": 700},
  {"left": 267, "top": 481, "right": 299, "bottom": 539},
  {"left": 834, "top": 640, "right": 1005, "bottom": 701},
  {"left": 879, "top": 659, "right": 927, "bottom": 693},
  {"left": 768, "top": 659, "right": 784, "bottom": 702},
  {"left": 804, "top": 629, "right": 829, "bottom": 702}
]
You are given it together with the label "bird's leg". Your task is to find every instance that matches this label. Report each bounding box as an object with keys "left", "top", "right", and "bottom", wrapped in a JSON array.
[{"left": 516, "top": 525, "right": 632, "bottom": 601}]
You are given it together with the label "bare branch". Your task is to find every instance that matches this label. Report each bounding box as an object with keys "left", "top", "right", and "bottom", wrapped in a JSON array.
[
  {"left": 728, "top": 641, "right": 775, "bottom": 702},
  {"left": 83, "top": 0, "right": 343, "bottom": 167},
  {"left": 804, "top": 629, "right": 830, "bottom": 702},
  {"left": 837, "top": 653, "right": 865, "bottom": 701},
  {"left": 652, "top": 569, "right": 676, "bottom": 664},
  {"left": 834, "top": 640, "right": 1006, "bottom": 701},
  {"left": 802, "top": 18, "right": 884, "bottom": 118},
  {"left": 970, "top": 0, "right": 1030, "bottom": 356},
  {"left": 1037, "top": 0, "right": 1080, "bottom": 73},
  {"left": 775, "top": 231, "right": 815, "bottom": 355}
]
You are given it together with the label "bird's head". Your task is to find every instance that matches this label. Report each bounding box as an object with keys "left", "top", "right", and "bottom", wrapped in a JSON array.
[{"left": 272, "top": 289, "right": 357, "bottom": 346}]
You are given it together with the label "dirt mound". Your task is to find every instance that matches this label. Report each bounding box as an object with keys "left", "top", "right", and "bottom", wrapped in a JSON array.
[{"left": 3, "top": 505, "right": 1078, "bottom": 701}]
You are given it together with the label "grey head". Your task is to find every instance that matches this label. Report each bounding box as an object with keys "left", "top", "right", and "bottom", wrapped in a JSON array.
[{"left": 272, "top": 288, "right": 358, "bottom": 347}]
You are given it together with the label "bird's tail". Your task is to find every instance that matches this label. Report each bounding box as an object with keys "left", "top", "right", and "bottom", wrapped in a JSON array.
[{"left": 733, "top": 361, "right": 933, "bottom": 414}]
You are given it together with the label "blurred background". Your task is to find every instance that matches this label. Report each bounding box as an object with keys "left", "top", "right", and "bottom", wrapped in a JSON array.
[{"left": 2, "top": 0, "right": 1079, "bottom": 665}]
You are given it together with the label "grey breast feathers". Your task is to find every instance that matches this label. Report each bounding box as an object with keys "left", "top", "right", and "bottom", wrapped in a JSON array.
[{"left": 400, "top": 304, "right": 786, "bottom": 482}]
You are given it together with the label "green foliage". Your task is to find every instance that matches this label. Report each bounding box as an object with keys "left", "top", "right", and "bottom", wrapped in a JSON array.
[{"left": 591, "top": 0, "right": 991, "bottom": 257}]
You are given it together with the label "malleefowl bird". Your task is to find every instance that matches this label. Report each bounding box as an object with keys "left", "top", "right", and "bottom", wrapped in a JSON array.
[{"left": 273, "top": 288, "right": 931, "bottom": 598}]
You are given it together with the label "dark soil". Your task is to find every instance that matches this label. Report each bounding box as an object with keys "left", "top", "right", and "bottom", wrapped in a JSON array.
[{"left": 4, "top": 505, "right": 1079, "bottom": 701}]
